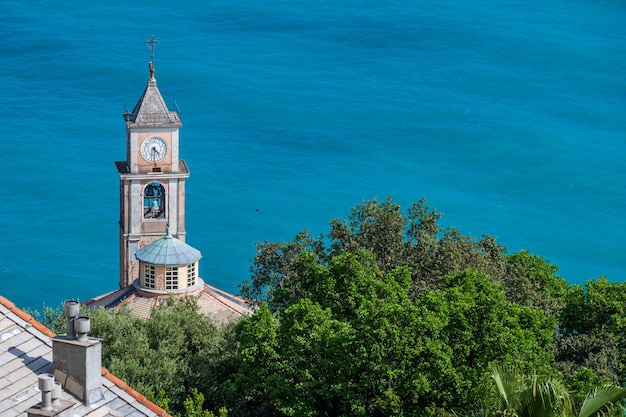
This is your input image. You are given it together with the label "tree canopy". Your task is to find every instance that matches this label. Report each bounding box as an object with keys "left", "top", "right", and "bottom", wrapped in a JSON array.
[
  {"left": 228, "top": 251, "right": 558, "bottom": 416},
  {"left": 239, "top": 196, "right": 570, "bottom": 312},
  {"left": 232, "top": 196, "right": 623, "bottom": 415}
]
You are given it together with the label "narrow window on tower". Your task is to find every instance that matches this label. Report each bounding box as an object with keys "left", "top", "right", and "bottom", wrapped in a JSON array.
[
  {"left": 144, "top": 264, "right": 156, "bottom": 288},
  {"left": 187, "top": 262, "right": 197, "bottom": 287},
  {"left": 165, "top": 266, "right": 178, "bottom": 290},
  {"left": 143, "top": 182, "right": 166, "bottom": 219}
]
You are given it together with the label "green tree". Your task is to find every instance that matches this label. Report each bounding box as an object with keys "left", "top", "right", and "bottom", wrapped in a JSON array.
[
  {"left": 227, "top": 302, "right": 282, "bottom": 416},
  {"left": 327, "top": 197, "right": 510, "bottom": 295},
  {"left": 183, "top": 388, "right": 228, "bottom": 417},
  {"left": 231, "top": 251, "right": 557, "bottom": 416},
  {"left": 232, "top": 251, "right": 453, "bottom": 416},
  {"left": 502, "top": 250, "right": 568, "bottom": 319},
  {"left": 241, "top": 197, "right": 565, "bottom": 316},
  {"left": 87, "top": 306, "right": 162, "bottom": 395},
  {"left": 559, "top": 278, "right": 626, "bottom": 385},
  {"left": 552, "top": 331, "right": 620, "bottom": 386},
  {"left": 419, "top": 270, "right": 556, "bottom": 407},
  {"left": 560, "top": 278, "right": 626, "bottom": 336},
  {"left": 86, "top": 298, "right": 235, "bottom": 417},
  {"left": 328, "top": 196, "right": 409, "bottom": 274},
  {"left": 240, "top": 230, "right": 326, "bottom": 309}
]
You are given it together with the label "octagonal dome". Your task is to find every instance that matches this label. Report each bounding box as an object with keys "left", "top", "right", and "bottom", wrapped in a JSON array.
[{"left": 135, "top": 229, "right": 202, "bottom": 265}]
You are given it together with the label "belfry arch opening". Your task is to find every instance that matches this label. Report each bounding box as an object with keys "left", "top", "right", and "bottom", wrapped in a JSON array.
[{"left": 143, "top": 182, "right": 166, "bottom": 219}]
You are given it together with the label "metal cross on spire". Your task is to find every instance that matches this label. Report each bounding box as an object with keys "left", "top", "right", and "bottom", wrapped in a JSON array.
[{"left": 146, "top": 35, "right": 160, "bottom": 62}]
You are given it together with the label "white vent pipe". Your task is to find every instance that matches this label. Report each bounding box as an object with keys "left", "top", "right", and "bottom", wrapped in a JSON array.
[{"left": 51, "top": 382, "right": 62, "bottom": 407}]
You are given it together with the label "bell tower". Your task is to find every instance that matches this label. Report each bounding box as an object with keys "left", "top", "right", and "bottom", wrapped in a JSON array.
[{"left": 116, "top": 44, "right": 190, "bottom": 288}]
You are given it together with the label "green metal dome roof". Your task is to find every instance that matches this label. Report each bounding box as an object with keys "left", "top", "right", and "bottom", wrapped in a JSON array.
[{"left": 135, "top": 229, "right": 202, "bottom": 265}]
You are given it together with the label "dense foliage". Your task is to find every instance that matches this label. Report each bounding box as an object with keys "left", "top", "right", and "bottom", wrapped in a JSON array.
[
  {"left": 230, "top": 253, "right": 557, "bottom": 416},
  {"left": 40, "top": 197, "right": 625, "bottom": 416}
]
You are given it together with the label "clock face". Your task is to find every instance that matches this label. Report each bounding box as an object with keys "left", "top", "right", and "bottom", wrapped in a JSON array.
[{"left": 140, "top": 136, "right": 168, "bottom": 162}]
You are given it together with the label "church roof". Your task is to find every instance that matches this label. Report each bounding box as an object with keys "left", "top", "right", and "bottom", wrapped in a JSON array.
[
  {"left": 135, "top": 229, "right": 202, "bottom": 265},
  {"left": 124, "top": 62, "right": 182, "bottom": 128},
  {"left": 85, "top": 283, "right": 256, "bottom": 323}
]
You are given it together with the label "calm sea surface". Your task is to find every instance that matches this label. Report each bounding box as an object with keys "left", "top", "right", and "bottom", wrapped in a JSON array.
[{"left": 1, "top": 0, "right": 624, "bottom": 311}]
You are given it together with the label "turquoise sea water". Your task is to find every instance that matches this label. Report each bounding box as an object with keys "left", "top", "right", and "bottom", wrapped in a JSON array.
[{"left": 1, "top": 1, "right": 624, "bottom": 311}]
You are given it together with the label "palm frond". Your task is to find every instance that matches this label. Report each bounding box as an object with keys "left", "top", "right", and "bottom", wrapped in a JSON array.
[
  {"left": 488, "top": 362, "right": 525, "bottom": 414},
  {"left": 519, "top": 376, "right": 572, "bottom": 417},
  {"left": 577, "top": 385, "right": 626, "bottom": 417}
]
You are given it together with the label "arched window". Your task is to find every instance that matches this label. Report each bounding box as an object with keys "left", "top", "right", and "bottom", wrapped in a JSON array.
[{"left": 143, "top": 182, "right": 165, "bottom": 219}]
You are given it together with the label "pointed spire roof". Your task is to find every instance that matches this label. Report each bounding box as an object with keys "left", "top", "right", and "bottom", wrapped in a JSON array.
[
  {"left": 135, "top": 229, "right": 202, "bottom": 265},
  {"left": 124, "top": 62, "right": 181, "bottom": 128}
]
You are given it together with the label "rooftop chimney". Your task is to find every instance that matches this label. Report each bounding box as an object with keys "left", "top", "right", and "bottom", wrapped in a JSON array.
[
  {"left": 26, "top": 374, "right": 73, "bottom": 417},
  {"left": 51, "top": 300, "right": 103, "bottom": 405}
]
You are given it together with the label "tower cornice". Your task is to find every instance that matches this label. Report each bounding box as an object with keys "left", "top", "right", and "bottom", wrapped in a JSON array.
[{"left": 115, "top": 160, "right": 190, "bottom": 180}]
